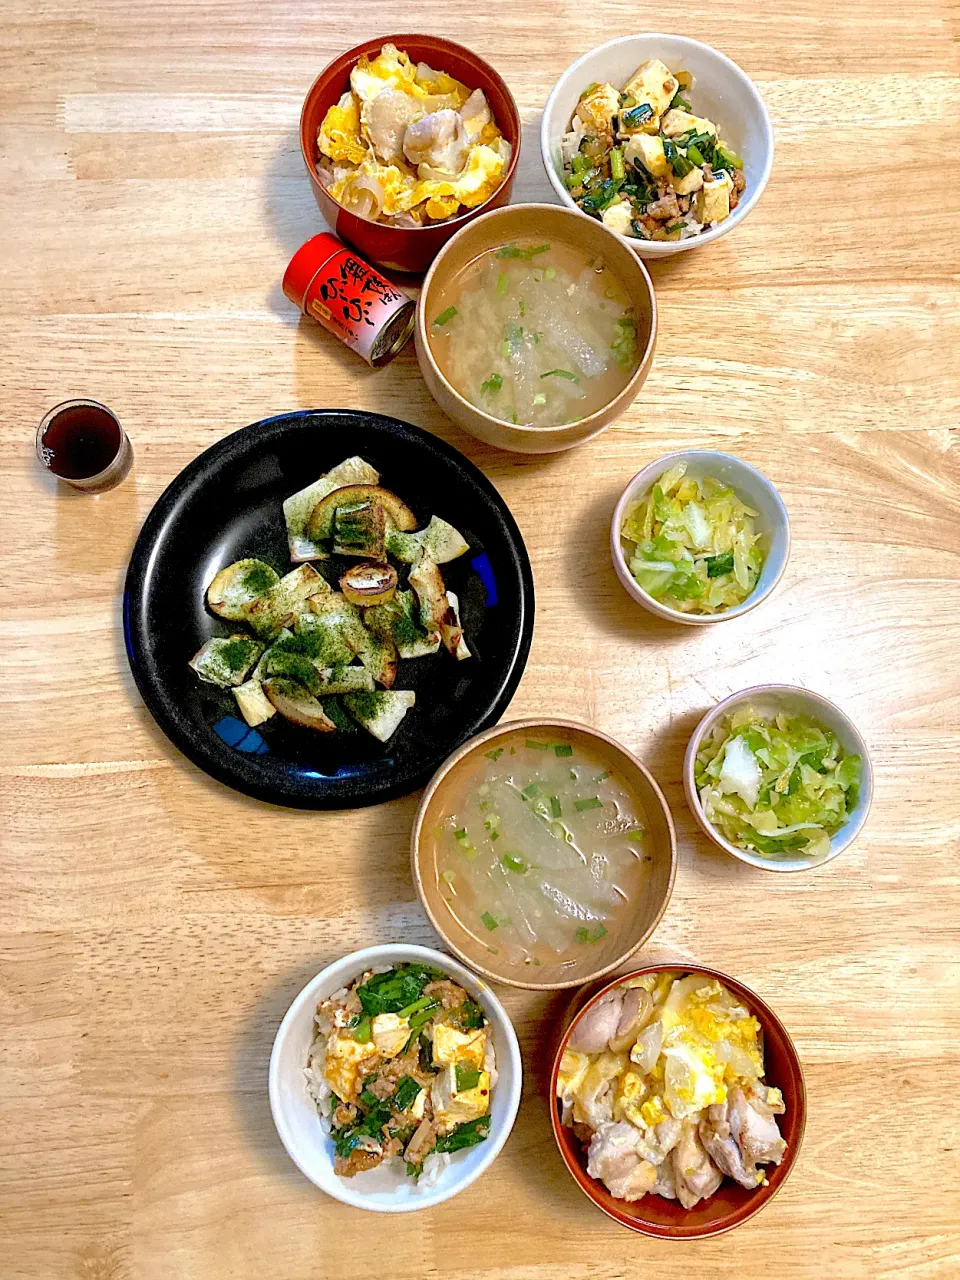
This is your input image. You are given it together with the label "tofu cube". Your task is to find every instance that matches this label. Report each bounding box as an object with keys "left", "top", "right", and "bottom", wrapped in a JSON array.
[
  {"left": 661, "top": 109, "right": 717, "bottom": 139},
  {"left": 696, "top": 169, "right": 733, "bottom": 224},
  {"left": 432, "top": 1024, "right": 486, "bottom": 1070},
  {"left": 622, "top": 59, "right": 678, "bottom": 117},
  {"left": 624, "top": 133, "right": 668, "bottom": 180},
  {"left": 371, "top": 1013, "right": 410, "bottom": 1057},
  {"left": 575, "top": 81, "right": 620, "bottom": 142},
  {"left": 601, "top": 199, "right": 635, "bottom": 236},
  {"left": 431, "top": 1064, "right": 491, "bottom": 1132},
  {"left": 323, "top": 1031, "right": 380, "bottom": 1101},
  {"left": 670, "top": 165, "right": 704, "bottom": 196}
]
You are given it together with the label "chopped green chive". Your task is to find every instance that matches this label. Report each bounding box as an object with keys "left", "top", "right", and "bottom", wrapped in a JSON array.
[
  {"left": 455, "top": 827, "right": 468, "bottom": 841},
  {"left": 485, "top": 746, "right": 504, "bottom": 761},
  {"left": 501, "top": 852, "right": 528, "bottom": 874},
  {"left": 553, "top": 743, "right": 574, "bottom": 758},
  {"left": 532, "top": 392, "right": 546, "bottom": 406},
  {"left": 496, "top": 271, "right": 510, "bottom": 297},
  {"left": 432, "top": 306, "right": 457, "bottom": 327},
  {"left": 481, "top": 911, "right": 499, "bottom": 932},
  {"left": 575, "top": 925, "right": 608, "bottom": 944},
  {"left": 544, "top": 266, "right": 556, "bottom": 280},
  {"left": 550, "top": 796, "right": 562, "bottom": 819},
  {"left": 480, "top": 373, "right": 503, "bottom": 396},
  {"left": 496, "top": 242, "right": 551, "bottom": 260},
  {"left": 541, "top": 369, "right": 579, "bottom": 383},
  {"left": 522, "top": 783, "right": 539, "bottom": 799},
  {"left": 526, "top": 739, "right": 549, "bottom": 750},
  {"left": 595, "top": 770, "right": 611, "bottom": 781},
  {"left": 574, "top": 796, "right": 603, "bottom": 812}
]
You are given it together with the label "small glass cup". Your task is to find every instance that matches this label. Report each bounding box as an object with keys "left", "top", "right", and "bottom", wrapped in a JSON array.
[{"left": 36, "top": 398, "right": 133, "bottom": 492}]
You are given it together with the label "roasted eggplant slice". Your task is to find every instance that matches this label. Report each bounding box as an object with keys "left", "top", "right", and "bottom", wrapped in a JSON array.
[
  {"left": 207, "top": 559, "right": 280, "bottom": 620},
  {"left": 408, "top": 550, "right": 455, "bottom": 636},
  {"left": 442, "top": 590, "right": 472, "bottom": 661},
  {"left": 189, "top": 635, "right": 264, "bottom": 687},
  {"left": 342, "top": 690, "right": 415, "bottom": 742},
  {"left": 306, "top": 484, "right": 417, "bottom": 543},
  {"left": 385, "top": 516, "right": 470, "bottom": 565},
  {"left": 283, "top": 456, "right": 379, "bottom": 562},
  {"left": 333, "top": 501, "right": 386, "bottom": 559},
  {"left": 232, "top": 679, "right": 277, "bottom": 727},
  {"left": 263, "top": 678, "right": 337, "bottom": 732},
  {"left": 244, "top": 564, "right": 329, "bottom": 640},
  {"left": 340, "top": 562, "right": 398, "bottom": 606}
]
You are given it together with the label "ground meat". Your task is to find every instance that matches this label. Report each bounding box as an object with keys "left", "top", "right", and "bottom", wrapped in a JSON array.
[
  {"left": 646, "top": 192, "right": 680, "bottom": 222},
  {"left": 381, "top": 1135, "right": 405, "bottom": 1160},
  {"left": 730, "top": 189, "right": 740, "bottom": 209},
  {"left": 702, "top": 162, "right": 713, "bottom": 180},
  {"left": 367, "top": 1076, "right": 396, "bottom": 1101},
  {"left": 732, "top": 168, "right": 746, "bottom": 192},
  {"left": 404, "top": 1118, "right": 437, "bottom": 1164},
  {"left": 424, "top": 980, "right": 468, "bottom": 1011},
  {"left": 332, "top": 1102, "right": 358, "bottom": 1128},
  {"left": 334, "top": 1148, "right": 384, "bottom": 1178},
  {"left": 677, "top": 195, "right": 691, "bottom": 214}
]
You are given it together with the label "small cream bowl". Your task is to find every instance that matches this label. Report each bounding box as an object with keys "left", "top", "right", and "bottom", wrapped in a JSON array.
[
  {"left": 611, "top": 449, "right": 790, "bottom": 625},
  {"left": 683, "top": 684, "right": 874, "bottom": 873}
]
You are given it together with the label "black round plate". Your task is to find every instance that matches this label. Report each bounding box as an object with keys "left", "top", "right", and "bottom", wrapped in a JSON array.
[{"left": 124, "top": 410, "right": 534, "bottom": 808}]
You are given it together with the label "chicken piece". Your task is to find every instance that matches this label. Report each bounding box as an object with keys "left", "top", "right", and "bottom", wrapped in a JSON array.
[
  {"left": 623, "top": 59, "right": 679, "bottom": 118},
  {"left": 571, "top": 1051, "right": 624, "bottom": 1130},
  {"left": 651, "top": 1116, "right": 683, "bottom": 1161},
  {"left": 699, "top": 1101, "right": 763, "bottom": 1189},
  {"left": 728, "top": 1085, "right": 787, "bottom": 1166},
  {"left": 586, "top": 1121, "right": 658, "bottom": 1202},
  {"left": 672, "top": 1119, "right": 723, "bottom": 1209},
  {"left": 609, "top": 987, "right": 654, "bottom": 1053},
  {"left": 460, "top": 87, "right": 492, "bottom": 137},
  {"left": 575, "top": 82, "right": 620, "bottom": 145},
  {"left": 403, "top": 108, "right": 470, "bottom": 174},
  {"left": 569, "top": 990, "right": 624, "bottom": 1054},
  {"left": 652, "top": 1158, "right": 678, "bottom": 1200},
  {"left": 363, "top": 88, "right": 424, "bottom": 165}
]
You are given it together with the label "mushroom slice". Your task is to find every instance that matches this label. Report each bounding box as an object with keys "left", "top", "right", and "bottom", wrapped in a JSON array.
[
  {"left": 342, "top": 690, "right": 415, "bottom": 742},
  {"left": 442, "top": 590, "right": 471, "bottom": 661},
  {"left": 408, "top": 549, "right": 454, "bottom": 636},
  {"left": 263, "top": 678, "right": 337, "bottom": 732},
  {"left": 244, "top": 564, "right": 329, "bottom": 640},
  {"left": 189, "top": 635, "right": 264, "bottom": 688},
  {"left": 307, "top": 484, "right": 418, "bottom": 543},
  {"left": 232, "top": 679, "right": 276, "bottom": 727},
  {"left": 340, "top": 562, "right": 398, "bottom": 607},
  {"left": 283, "top": 456, "right": 380, "bottom": 562},
  {"left": 316, "top": 665, "right": 376, "bottom": 694},
  {"left": 385, "top": 515, "right": 469, "bottom": 565},
  {"left": 332, "top": 502, "right": 386, "bottom": 559},
  {"left": 207, "top": 559, "right": 279, "bottom": 620}
]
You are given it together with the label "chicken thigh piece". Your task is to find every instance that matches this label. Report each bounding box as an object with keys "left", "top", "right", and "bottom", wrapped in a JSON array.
[
  {"left": 728, "top": 1086, "right": 787, "bottom": 1167},
  {"left": 403, "top": 108, "right": 471, "bottom": 175},
  {"left": 363, "top": 89, "right": 424, "bottom": 166},
  {"left": 672, "top": 1119, "right": 723, "bottom": 1209},
  {"left": 587, "top": 1121, "right": 657, "bottom": 1202},
  {"left": 698, "top": 1101, "right": 763, "bottom": 1189}
]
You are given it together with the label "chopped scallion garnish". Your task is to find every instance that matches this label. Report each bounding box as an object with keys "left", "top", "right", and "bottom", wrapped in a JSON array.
[
  {"left": 553, "top": 743, "right": 573, "bottom": 757},
  {"left": 574, "top": 796, "right": 603, "bottom": 812},
  {"left": 432, "top": 306, "right": 457, "bottom": 327},
  {"left": 481, "top": 911, "right": 499, "bottom": 931},
  {"left": 541, "top": 369, "right": 579, "bottom": 383},
  {"left": 500, "top": 852, "right": 528, "bottom": 874}
]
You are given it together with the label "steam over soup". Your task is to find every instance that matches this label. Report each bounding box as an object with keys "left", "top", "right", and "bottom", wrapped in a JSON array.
[
  {"left": 434, "top": 736, "right": 651, "bottom": 970},
  {"left": 428, "top": 240, "right": 640, "bottom": 428}
]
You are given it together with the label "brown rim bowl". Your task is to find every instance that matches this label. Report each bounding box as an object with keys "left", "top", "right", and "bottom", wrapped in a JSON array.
[
  {"left": 299, "top": 35, "right": 521, "bottom": 274},
  {"left": 550, "top": 963, "right": 806, "bottom": 1237},
  {"left": 415, "top": 204, "right": 657, "bottom": 453},
  {"left": 411, "top": 719, "right": 677, "bottom": 990}
]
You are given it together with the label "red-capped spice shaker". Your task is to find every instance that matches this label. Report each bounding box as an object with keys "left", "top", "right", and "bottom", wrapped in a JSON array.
[{"left": 282, "top": 233, "right": 415, "bottom": 368}]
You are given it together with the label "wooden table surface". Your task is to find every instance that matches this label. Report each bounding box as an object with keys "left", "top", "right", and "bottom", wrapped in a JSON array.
[{"left": 3, "top": 2, "right": 959, "bottom": 1277}]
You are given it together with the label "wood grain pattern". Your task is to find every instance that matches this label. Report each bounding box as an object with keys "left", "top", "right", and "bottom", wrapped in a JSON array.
[{"left": 2, "top": 2, "right": 959, "bottom": 1277}]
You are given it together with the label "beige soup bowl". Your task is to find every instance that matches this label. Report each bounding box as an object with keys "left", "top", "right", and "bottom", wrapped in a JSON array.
[
  {"left": 411, "top": 718, "right": 677, "bottom": 990},
  {"left": 415, "top": 204, "right": 657, "bottom": 454}
]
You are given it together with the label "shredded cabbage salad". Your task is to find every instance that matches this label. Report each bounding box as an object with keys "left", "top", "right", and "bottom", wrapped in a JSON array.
[
  {"left": 695, "top": 706, "right": 861, "bottom": 861},
  {"left": 620, "top": 463, "right": 765, "bottom": 614}
]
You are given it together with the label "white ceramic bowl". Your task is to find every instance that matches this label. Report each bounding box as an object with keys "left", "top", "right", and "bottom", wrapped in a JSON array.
[
  {"left": 611, "top": 450, "right": 790, "bottom": 625},
  {"left": 683, "top": 685, "right": 874, "bottom": 873},
  {"left": 541, "top": 33, "right": 774, "bottom": 258},
  {"left": 269, "top": 944, "right": 522, "bottom": 1212}
]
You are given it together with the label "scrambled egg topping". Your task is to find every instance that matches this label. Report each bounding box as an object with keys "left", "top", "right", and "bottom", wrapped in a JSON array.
[{"left": 317, "top": 43, "right": 509, "bottom": 225}]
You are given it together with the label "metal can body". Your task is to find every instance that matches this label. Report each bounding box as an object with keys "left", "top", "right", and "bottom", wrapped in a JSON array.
[{"left": 282, "top": 233, "right": 415, "bottom": 367}]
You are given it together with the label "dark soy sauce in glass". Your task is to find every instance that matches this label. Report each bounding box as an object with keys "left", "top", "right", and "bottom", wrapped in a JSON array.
[{"left": 36, "top": 399, "right": 132, "bottom": 491}]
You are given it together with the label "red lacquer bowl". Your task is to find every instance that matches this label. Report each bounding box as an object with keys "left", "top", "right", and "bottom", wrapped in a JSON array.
[
  {"left": 550, "top": 964, "right": 806, "bottom": 1238},
  {"left": 299, "top": 35, "right": 521, "bottom": 275}
]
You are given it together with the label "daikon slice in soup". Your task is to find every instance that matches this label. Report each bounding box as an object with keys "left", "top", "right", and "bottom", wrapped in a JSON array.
[
  {"left": 428, "top": 240, "right": 639, "bottom": 429},
  {"left": 434, "top": 736, "right": 650, "bottom": 970}
]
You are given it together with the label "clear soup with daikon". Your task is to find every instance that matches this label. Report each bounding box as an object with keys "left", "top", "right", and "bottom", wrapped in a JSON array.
[
  {"left": 433, "top": 735, "right": 651, "bottom": 970},
  {"left": 427, "top": 240, "right": 640, "bottom": 429}
]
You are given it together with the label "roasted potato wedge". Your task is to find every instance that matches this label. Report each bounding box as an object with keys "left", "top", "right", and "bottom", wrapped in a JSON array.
[{"left": 263, "top": 678, "right": 337, "bottom": 732}]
